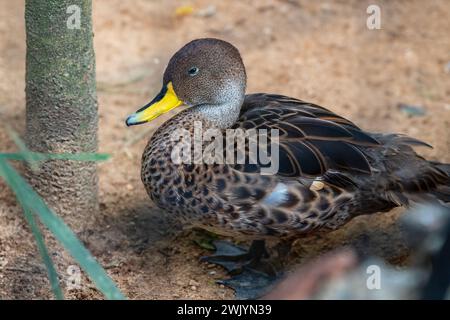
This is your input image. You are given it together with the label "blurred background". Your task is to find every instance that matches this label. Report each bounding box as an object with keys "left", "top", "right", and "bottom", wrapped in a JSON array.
[{"left": 0, "top": 0, "right": 449, "bottom": 299}]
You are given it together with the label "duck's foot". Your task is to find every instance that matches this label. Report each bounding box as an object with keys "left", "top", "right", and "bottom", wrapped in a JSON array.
[
  {"left": 219, "top": 268, "right": 280, "bottom": 300},
  {"left": 201, "top": 240, "right": 275, "bottom": 274},
  {"left": 201, "top": 240, "right": 282, "bottom": 299}
]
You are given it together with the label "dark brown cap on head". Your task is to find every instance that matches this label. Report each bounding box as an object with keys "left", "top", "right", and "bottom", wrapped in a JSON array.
[{"left": 163, "top": 38, "right": 247, "bottom": 107}]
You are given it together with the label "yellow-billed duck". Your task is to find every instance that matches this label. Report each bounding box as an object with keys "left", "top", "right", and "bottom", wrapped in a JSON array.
[{"left": 126, "top": 38, "right": 449, "bottom": 280}]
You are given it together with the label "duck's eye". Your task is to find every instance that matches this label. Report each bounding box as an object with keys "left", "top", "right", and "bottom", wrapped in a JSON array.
[{"left": 188, "top": 67, "right": 199, "bottom": 76}]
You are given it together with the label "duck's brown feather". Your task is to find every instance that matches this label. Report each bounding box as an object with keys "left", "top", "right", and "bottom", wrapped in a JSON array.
[{"left": 231, "top": 94, "right": 380, "bottom": 178}]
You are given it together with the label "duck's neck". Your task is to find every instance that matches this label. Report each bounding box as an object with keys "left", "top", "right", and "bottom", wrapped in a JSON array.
[
  {"left": 193, "top": 101, "right": 242, "bottom": 129},
  {"left": 192, "top": 82, "right": 245, "bottom": 129}
]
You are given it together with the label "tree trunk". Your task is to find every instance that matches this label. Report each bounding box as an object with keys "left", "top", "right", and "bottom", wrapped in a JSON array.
[{"left": 25, "top": 0, "right": 98, "bottom": 229}]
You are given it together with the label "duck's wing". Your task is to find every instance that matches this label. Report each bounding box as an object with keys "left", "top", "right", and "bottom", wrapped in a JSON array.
[{"left": 230, "top": 93, "right": 380, "bottom": 178}]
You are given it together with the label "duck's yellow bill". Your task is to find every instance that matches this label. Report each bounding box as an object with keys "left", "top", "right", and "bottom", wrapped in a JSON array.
[{"left": 126, "top": 82, "right": 183, "bottom": 126}]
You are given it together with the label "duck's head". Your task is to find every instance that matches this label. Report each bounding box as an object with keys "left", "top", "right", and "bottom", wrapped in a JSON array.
[{"left": 126, "top": 38, "right": 247, "bottom": 128}]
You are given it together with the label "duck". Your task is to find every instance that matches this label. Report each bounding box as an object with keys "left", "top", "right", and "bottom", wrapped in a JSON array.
[{"left": 126, "top": 38, "right": 449, "bottom": 279}]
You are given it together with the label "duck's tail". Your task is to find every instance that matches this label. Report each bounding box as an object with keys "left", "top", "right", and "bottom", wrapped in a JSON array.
[
  {"left": 372, "top": 134, "right": 450, "bottom": 206},
  {"left": 428, "top": 162, "right": 450, "bottom": 203}
]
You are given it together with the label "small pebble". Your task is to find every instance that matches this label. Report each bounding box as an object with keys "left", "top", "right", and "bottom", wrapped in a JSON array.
[
  {"left": 320, "top": 3, "right": 333, "bottom": 12},
  {"left": 175, "top": 281, "right": 184, "bottom": 287},
  {"left": 189, "top": 279, "right": 200, "bottom": 286},
  {"left": 398, "top": 103, "right": 426, "bottom": 117},
  {"left": 209, "top": 271, "right": 216, "bottom": 276},
  {"left": 196, "top": 5, "right": 216, "bottom": 18},
  {"left": 190, "top": 285, "right": 197, "bottom": 291},
  {"left": 445, "top": 61, "right": 450, "bottom": 74},
  {"left": 263, "top": 26, "right": 273, "bottom": 36}
]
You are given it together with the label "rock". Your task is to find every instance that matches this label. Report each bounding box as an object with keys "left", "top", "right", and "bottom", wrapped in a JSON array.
[
  {"left": 445, "top": 61, "right": 450, "bottom": 74},
  {"left": 175, "top": 280, "right": 184, "bottom": 287},
  {"left": 189, "top": 279, "right": 200, "bottom": 287},
  {"left": 196, "top": 5, "right": 216, "bottom": 18},
  {"left": 397, "top": 103, "right": 426, "bottom": 117}
]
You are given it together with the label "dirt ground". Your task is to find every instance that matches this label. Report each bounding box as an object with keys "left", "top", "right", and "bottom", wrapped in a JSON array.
[{"left": 0, "top": 0, "right": 449, "bottom": 299}]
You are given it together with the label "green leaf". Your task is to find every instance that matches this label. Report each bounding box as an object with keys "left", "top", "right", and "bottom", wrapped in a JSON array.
[
  {"left": 192, "top": 229, "right": 219, "bottom": 251},
  {"left": 0, "top": 159, "right": 125, "bottom": 300}
]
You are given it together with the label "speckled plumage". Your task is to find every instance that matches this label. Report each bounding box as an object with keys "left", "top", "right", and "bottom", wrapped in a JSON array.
[{"left": 135, "top": 39, "right": 450, "bottom": 241}]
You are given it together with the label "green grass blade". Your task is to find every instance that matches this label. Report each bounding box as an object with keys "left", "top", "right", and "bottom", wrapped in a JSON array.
[
  {"left": 22, "top": 206, "right": 64, "bottom": 300},
  {"left": 0, "top": 159, "right": 63, "bottom": 299},
  {"left": 0, "top": 160, "right": 125, "bottom": 300},
  {"left": 4, "top": 128, "right": 110, "bottom": 165},
  {"left": 7, "top": 129, "right": 40, "bottom": 171},
  {"left": 0, "top": 152, "right": 111, "bottom": 162}
]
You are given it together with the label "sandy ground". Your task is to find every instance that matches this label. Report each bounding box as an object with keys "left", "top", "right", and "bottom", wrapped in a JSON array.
[{"left": 0, "top": 0, "right": 449, "bottom": 299}]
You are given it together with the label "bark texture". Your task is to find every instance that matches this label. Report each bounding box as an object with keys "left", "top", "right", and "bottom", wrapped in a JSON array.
[{"left": 25, "top": 0, "right": 98, "bottom": 228}]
